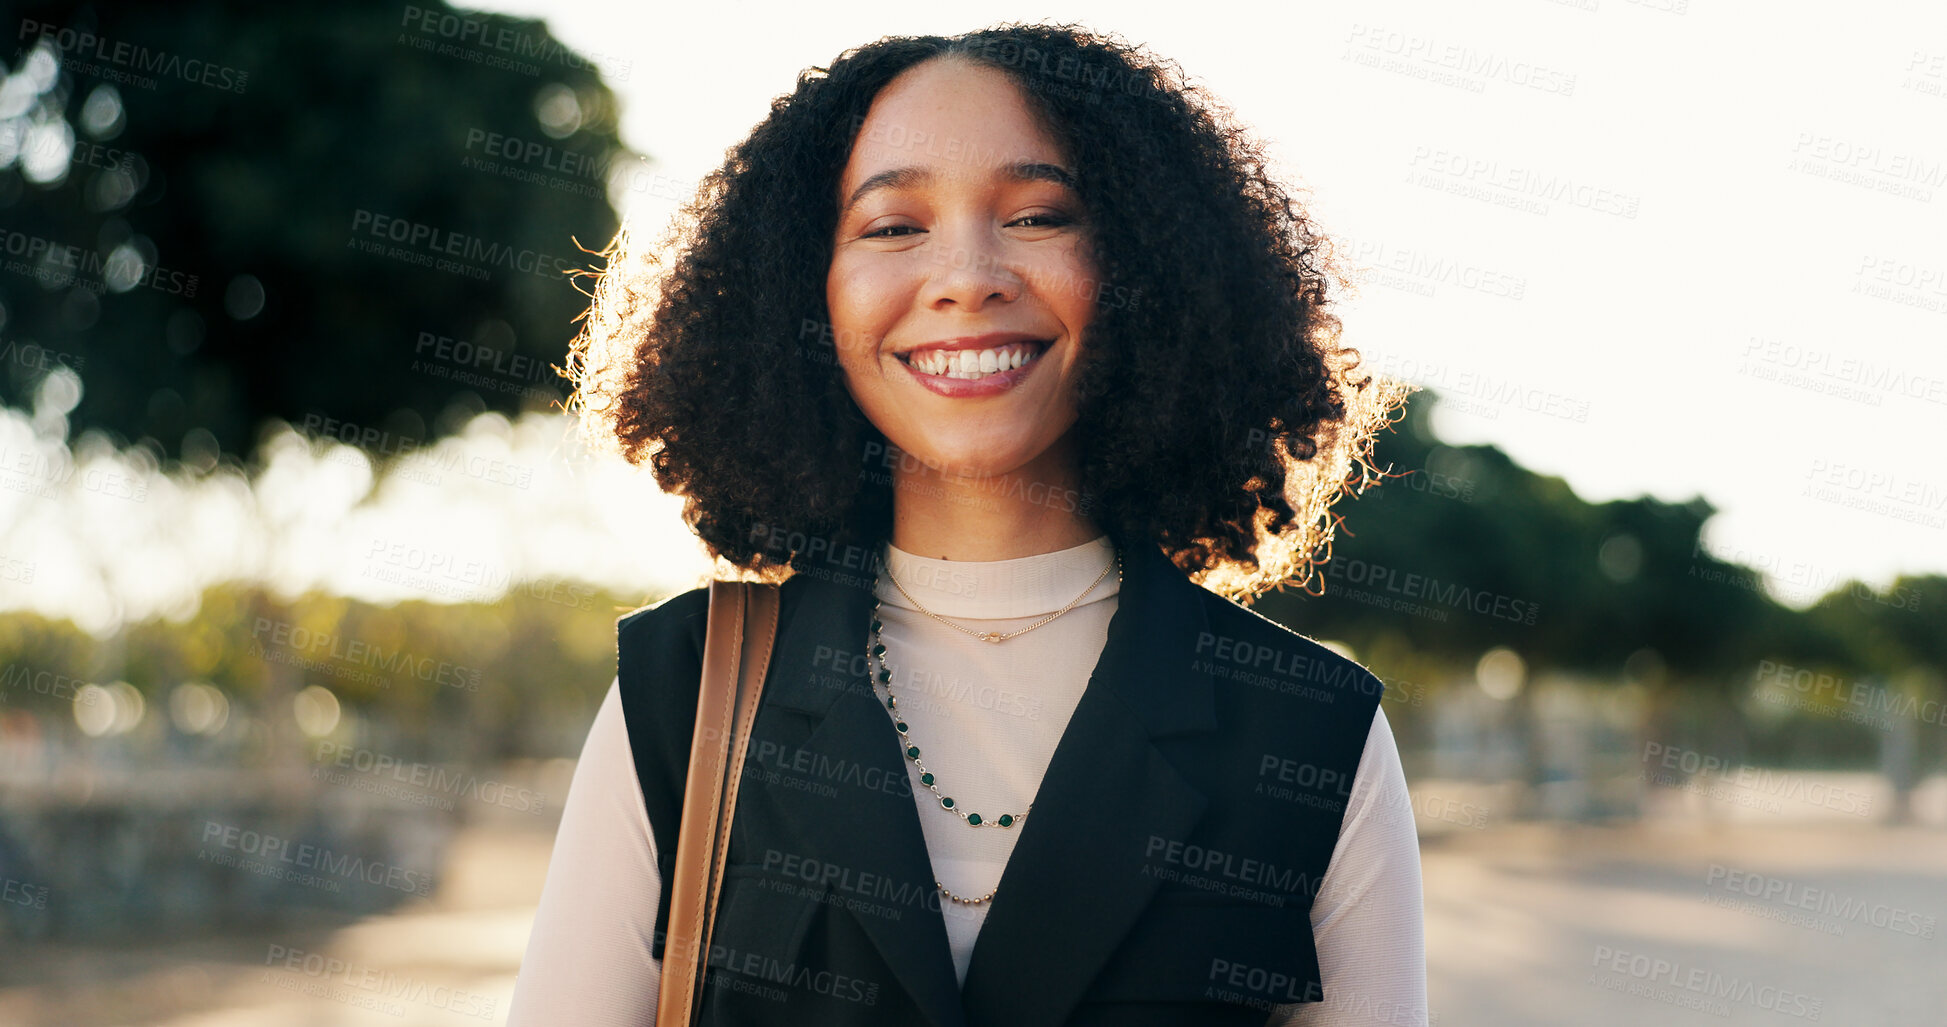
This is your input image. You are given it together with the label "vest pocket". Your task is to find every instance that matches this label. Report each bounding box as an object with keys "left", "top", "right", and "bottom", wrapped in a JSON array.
[{"left": 1078, "top": 890, "right": 1322, "bottom": 1011}]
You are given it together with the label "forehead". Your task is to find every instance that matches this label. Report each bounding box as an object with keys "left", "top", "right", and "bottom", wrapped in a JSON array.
[{"left": 841, "top": 58, "right": 1069, "bottom": 190}]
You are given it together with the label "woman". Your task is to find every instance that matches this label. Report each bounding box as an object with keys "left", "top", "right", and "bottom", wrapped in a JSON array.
[{"left": 510, "top": 22, "right": 1425, "bottom": 1027}]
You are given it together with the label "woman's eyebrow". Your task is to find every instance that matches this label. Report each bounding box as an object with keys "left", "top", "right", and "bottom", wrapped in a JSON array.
[{"left": 839, "top": 159, "right": 1077, "bottom": 218}]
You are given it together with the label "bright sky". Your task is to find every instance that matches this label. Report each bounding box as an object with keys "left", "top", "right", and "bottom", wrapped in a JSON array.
[
  {"left": 458, "top": 0, "right": 1946, "bottom": 601},
  {"left": 8, "top": 1, "right": 1942, "bottom": 635}
]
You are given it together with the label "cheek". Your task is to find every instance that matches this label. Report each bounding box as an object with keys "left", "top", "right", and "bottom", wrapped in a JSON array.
[
  {"left": 827, "top": 259, "right": 903, "bottom": 354},
  {"left": 1032, "top": 242, "right": 1100, "bottom": 330},
  {"left": 821, "top": 280, "right": 891, "bottom": 374},
  {"left": 827, "top": 272, "right": 888, "bottom": 390}
]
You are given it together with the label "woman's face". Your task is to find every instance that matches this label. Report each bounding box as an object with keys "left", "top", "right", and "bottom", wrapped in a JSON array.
[{"left": 828, "top": 57, "right": 1099, "bottom": 485}]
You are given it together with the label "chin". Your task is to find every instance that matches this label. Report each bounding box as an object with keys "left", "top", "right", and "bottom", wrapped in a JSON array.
[{"left": 898, "top": 439, "right": 1042, "bottom": 481}]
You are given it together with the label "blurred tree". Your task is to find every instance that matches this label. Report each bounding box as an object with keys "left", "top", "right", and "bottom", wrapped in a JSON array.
[
  {"left": 1793, "top": 574, "right": 1944, "bottom": 675},
  {"left": 1258, "top": 391, "right": 1947, "bottom": 812},
  {"left": 1, "top": 0, "right": 631, "bottom": 457},
  {"left": 1265, "top": 389, "right": 1785, "bottom": 683}
]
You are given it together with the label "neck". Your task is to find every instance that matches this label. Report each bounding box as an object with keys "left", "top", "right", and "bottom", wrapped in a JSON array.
[{"left": 886, "top": 435, "right": 1103, "bottom": 562}]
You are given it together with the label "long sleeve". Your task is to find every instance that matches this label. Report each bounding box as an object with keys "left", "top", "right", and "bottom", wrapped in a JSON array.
[
  {"left": 504, "top": 545, "right": 1425, "bottom": 1026},
  {"left": 1272, "top": 704, "right": 1430, "bottom": 1027},
  {"left": 507, "top": 677, "right": 665, "bottom": 1026}
]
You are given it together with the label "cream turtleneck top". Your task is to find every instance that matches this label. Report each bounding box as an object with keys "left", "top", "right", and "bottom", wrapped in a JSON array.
[{"left": 507, "top": 535, "right": 1427, "bottom": 1026}]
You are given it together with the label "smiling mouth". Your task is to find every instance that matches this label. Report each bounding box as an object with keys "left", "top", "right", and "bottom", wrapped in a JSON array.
[{"left": 896, "top": 339, "right": 1052, "bottom": 380}]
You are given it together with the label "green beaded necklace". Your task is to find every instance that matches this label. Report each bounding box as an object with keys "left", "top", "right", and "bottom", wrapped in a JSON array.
[
  {"left": 866, "top": 545, "right": 1123, "bottom": 905},
  {"left": 866, "top": 606, "right": 1028, "bottom": 831}
]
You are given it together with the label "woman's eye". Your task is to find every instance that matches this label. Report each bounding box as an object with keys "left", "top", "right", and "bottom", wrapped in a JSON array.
[{"left": 861, "top": 212, "right": 1074, "bottom": 239}]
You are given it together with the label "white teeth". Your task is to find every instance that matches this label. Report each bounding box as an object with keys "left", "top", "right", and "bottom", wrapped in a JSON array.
[{"left": 909, "top": 342, "right": 1045, "bottom": 379}]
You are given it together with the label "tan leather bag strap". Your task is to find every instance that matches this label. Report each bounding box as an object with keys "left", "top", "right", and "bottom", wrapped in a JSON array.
[{"left": 658, "top": 578, "right": 781, "bottom": 1025}]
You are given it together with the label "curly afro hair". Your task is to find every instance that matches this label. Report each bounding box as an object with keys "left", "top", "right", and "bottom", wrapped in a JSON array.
[{"left": 566, "top": 21, "right": 1412, "bottom": 603}]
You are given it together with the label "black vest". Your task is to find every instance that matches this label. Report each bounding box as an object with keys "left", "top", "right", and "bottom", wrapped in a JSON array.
[{"left": 616, "top": 538, "right": 1386, "bottom": 1026}]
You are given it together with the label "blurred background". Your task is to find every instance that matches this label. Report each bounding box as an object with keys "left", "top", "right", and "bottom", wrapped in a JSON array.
[{"left": 0, "top": 0, "right": 1942, "bottom": 1024}]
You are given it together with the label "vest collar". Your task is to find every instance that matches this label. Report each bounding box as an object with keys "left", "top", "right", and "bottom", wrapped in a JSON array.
[{"left": 762, "top": 537, "right": 1219, "bottom": 1027}]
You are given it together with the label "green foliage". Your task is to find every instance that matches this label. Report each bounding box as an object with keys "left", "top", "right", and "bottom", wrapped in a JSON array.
[
  {"left": 0, "top": 580, "right": 663, "bottom": 761},
  {"left": 1264, "top": 391, "right": 1942, "bottom": 691},
  {"left": 2, "top": 0, "right": 629, "bottom": 456}
]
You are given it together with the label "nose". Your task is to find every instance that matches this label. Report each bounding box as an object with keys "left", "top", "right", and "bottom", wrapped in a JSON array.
[{"left": 919, "top": 222, "right": 1023, "bottom": 311}]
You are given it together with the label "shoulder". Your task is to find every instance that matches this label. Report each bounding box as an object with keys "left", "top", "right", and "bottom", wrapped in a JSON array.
[
  {"left": 614, "top": 578, "right": 804, "bottom": 702},
  {"left": 1195, "top": 586, "right": 1389, "bottom": 709},
  {"left": 618, "top": 582, "right": 710, "bottom": 646},
  {"left": 613, "top": 585, "right": 713, "bottom": 720}
]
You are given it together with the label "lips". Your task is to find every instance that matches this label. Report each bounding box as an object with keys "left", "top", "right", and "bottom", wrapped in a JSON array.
[{"left": 895, "top": 335, "right": 1053, "bottom": 397}]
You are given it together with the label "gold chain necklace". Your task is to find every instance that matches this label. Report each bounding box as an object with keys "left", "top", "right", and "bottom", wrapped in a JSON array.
[
  {"left": 867, "top": 542, "right": 1123, "bottom": 905},
  {"left": 886, "top": 544, "right": 1117, "bottom": 643}
]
